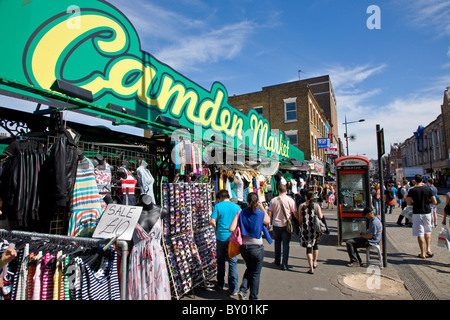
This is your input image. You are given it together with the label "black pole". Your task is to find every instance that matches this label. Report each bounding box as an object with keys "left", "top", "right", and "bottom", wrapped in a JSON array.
[{"left": 376, "top": 124, "right": 387, "bottom": 267}]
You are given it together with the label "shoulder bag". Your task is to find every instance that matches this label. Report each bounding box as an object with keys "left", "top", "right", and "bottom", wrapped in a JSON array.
[
  {"left": 311, "top": 204, "right": 326, "bottom": 233},
  {"left": 277, "top": 197, "right": 298, "bottom": 234}
]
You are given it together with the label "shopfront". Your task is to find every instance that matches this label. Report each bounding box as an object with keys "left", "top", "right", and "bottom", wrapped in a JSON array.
[{"left": 0, "top": 0, "right": 304, "bottom": 300}]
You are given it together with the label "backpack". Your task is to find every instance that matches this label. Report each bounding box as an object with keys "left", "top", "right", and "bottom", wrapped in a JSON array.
[{"left": 397, "top": 187, "right": 404, "bottom": 199}]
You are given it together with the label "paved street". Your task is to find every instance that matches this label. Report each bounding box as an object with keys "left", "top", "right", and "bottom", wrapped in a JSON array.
[{"left": 184, "top": 193, "right": 449, "bottom": 301}]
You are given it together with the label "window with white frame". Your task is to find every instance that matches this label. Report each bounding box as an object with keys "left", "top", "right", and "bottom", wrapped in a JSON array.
[
  {"left": 253, "top": 106, "right": 263, "bottom": 115},
  {"left": 284, "top": 98, "right": 297, "bottom": 122},
  {"left": 285, "top": 130, "right": 298, "bottom": 147}
]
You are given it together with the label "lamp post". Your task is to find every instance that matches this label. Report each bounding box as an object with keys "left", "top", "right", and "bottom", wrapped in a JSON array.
[{"left": 343, "top": 115, "right": 365, "bottom": 156}]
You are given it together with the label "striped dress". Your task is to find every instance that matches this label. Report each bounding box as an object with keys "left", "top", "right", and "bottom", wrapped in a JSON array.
[{"left": 68, "top": 158, "right": 103, "bottom": 237}]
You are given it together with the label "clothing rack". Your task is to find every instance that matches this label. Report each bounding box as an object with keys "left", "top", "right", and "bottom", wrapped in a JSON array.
[{"left": 0, "top": 229, "right": 128, "bottom": 300}]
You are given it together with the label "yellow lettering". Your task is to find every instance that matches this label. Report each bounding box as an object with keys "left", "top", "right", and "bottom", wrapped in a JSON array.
[
  {"left": 250, "top": 114, "right": 269, "bottom": 147},
  {"left": 31, "top": 14, "right": 128, "bottom": 91},
  {"left": 157, "top": 75, "right": 198, "bottom": 117}
]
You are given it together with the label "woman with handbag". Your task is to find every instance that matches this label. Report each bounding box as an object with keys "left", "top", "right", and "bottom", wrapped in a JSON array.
[
  {"left": 296, "top": 190, "right": 324, "bottom": 274},
  {"left": 229, "top": 192, "right": 271, "bottom": 300}
]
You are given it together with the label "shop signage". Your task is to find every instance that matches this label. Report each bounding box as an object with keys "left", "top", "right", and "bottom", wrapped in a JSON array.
[
  {"left": 92, "top": 204, "right": 142, "bottom": 241},
  {"left": 0, "top": 0, "right": 304, "bottom": 162},
  {"left": 317, "top": 138, "right": 330, "bottom": 148}
]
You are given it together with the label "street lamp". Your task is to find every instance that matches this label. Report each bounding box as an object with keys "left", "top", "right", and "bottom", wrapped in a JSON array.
[{"left": 343, "top": 115, "right": 365, "bottom": 156}]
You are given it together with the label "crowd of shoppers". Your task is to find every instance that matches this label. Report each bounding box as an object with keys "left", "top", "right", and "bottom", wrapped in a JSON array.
[{"left": 209, "top": 173, "right": 446, "bottom": 300}]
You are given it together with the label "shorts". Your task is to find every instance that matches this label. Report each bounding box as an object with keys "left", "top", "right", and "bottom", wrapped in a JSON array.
[{"left": 412, "top": 214, "right": 432, "bottom": 237}]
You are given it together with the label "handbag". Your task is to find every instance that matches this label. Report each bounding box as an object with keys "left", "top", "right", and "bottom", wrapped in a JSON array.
[
  {"left": 277, "top": 197, "right": 297, "bottom": 234},
  {"left": 401, "top": 206, "right": 413, "bottom": 220},
  {"left": 229, "top": 211, "right": 242, "bottom": 245},
  {"left": 228, "top": 241, "right": 241, "bottom": 258},
  {"left": 228, "top": 211, "right": 242, "bottom": 258},
  {"left": 311, "top": 204, "right": 326, "bottom": 233},
  {"left": 437, "top": 225, "right": 450, "bottom": 251},
  {"left": 313, "top": 214, "right": 327, "bottom": 233}
]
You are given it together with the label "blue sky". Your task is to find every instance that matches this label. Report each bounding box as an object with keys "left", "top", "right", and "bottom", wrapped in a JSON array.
[
  {"left": 2, "top": 0, "right": 449, "bottom": 160},
  {"left": 108, "top": 0, "right": 450, "bottom": 159}
]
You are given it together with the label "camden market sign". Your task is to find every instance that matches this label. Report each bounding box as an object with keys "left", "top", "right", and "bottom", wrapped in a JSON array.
[{"left": 0, "top": 0, "right": 304, "bottom": 163}]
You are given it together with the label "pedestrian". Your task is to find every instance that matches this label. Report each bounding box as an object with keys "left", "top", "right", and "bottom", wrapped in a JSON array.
[
  {"left": 346, "top": 206, "right": 382, "bottom": 267},
  {"left": 268, "top": 184, "right": 297, "bottom": 270},
  {"left": 296, "top": 190, "right": 323, "bottom": 274},
  {"left": 384, "top": 184, "right": 395, "bottom": 214},
  {"left": 229, "top": 192, "right": 271, "bottom": 300},
  {"left": 210, "top": 189, "right": 241, "bottom": 295},
  {"left": 397, "top": 182, "right": 402, "bottom": 207},
  {"left": 397, "top": 179, "right": 410, "bottom": 226},
  {"left": 406, "top": 174, "right": 437, "bottom": 259},
  {"left": 426, "top": 178, "right": 438, "bottom": 228},
  {"left": 373, "top": 183, "right": 381, "bottom": 215},
  {"left": 317, "top": 185, "right": 324, "bottom": 208},
  {"left": 326, "top": 187, "right": 335, "bottom": 210},
  {"left": 442, "top": 190, "right": 450, "bottom": 225}
]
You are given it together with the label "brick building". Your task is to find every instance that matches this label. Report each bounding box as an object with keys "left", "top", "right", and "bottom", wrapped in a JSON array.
[{"left": 228, "top": 75, "right": 339, "bottom": 182}]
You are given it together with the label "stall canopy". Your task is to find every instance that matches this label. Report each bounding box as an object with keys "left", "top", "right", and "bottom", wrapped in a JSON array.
[{"left": 0, "top": 0, "right": 304, "bottom": 164}]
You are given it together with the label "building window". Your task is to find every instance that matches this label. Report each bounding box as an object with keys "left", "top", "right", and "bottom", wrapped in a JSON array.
[
  {"left": 285, "top": 130, "right": 298, "bottom": 147},
  {"left": 284, "top": 98, "right": 297, "bottom": 122},
  {"left": 253, "top": 106, "right": 263, "bottom": 115}
]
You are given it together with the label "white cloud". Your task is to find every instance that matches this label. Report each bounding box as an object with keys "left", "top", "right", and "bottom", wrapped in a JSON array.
[
  {"left": 155, "top": 21, "right": 255, "bottom": 71},
  {"left": 108, "top": 0, "right": 255, "bottom": 72},
  {"left": 401, "top": 0, "right": 450, "bottom": 36},
  {"left": 339, "top": 94, "right": 443, "bottom": 159},
  {"left": 326, "top": 63, "right": 387, "bottom": 89}
]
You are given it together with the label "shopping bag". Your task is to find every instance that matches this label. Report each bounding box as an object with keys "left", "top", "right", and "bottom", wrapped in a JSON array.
[
  {"left": 228, "top": 241, "right": 240, "bottom": 258},
  {"left": 437, "top": 226, "right": 450, "bottom": 251},
  {"left": 401, "top": 206, "right": 413, "bottom": 221}
]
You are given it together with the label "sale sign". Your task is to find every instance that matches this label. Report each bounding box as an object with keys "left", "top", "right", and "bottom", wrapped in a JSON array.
[{"left": 93, "top": 204, "right": 142, "bottom": 241}]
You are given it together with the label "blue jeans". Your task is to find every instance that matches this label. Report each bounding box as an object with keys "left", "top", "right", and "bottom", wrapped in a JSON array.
[
  {"left": 273, "top": 226, "right": 291, "bottom": 268},
  {"left": 374, "top": 199, "right": 380, "bottom": 215},
  {"left": 239, "top": 244, "right": 264, "bottom": 300},
  {"left": 216, "top": 240, "right": 238, "bottom": 293}
]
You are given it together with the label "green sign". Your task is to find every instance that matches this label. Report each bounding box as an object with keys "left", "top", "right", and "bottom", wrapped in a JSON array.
[{"left": 0, "top": 0, "right": 304, "bottom": 162}]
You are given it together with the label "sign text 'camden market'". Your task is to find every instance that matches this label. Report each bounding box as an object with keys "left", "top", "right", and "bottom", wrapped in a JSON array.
[{"left": 0, "top": 0, "right": 303, "bottom": 161}]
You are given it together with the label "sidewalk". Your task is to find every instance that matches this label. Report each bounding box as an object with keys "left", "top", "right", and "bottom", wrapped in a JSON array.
[{"left": 183, "top": 201, "right": 449, "bottom": 301}]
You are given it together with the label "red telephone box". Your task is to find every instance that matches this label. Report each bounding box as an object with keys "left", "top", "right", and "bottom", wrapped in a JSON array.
[{"left": 335, "top": 156, "right": 371, "bottom": 244}]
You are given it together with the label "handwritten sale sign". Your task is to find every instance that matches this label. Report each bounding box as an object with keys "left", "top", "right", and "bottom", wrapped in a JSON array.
[{"left": 93, "top": 204, "right": 142, "bottom": 241}]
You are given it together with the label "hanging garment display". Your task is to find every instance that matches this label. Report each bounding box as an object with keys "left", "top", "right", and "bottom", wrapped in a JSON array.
[
  {"left": 136, "top": 160, "right": 155, "bottom": 204},
  {"left": 94, "top": 161, "right": 112, "bottom": 211},
  {"left": 0, "top": 139, "right": 46, "bottom": 229},
  {"left": 119, "top": 166, "right": 137, "bottom": 206},
  {"left": 127, "top": 220, "right": 171, "bottom": 300},
  {"left": 162, "top": 182, "right": 216, "bottom": 299},
  {"left": 68, "top": 157, "right": 102, "bottom": 237},
  {"left": 0, "top": 231, "right": 121, "bottom": 300}
]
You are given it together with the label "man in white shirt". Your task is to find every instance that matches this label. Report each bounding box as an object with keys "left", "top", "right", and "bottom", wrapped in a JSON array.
[{"left": 268, "top": 184, "right": 297, "bottom": 270}]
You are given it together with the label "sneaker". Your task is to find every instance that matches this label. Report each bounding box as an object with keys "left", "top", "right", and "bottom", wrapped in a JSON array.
[
  {"left": 228, "top": 289, "right": 238, "bottom": 296},
  {"left": 237, "top": 292, "right": 247, "bottom": 300},
  {"left": 347, "top": 261, "right": 361, "bottom": 267}
]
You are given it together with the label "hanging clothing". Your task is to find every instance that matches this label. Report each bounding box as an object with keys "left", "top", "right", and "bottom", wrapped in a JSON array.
[
  {"left": 94, "top": 161, "right": 112, "bottom": 210},
  {"left": 0, "top": 140, "right": 46, "bottom": 229},
  {"left": 127, "top": 220, "right": 171, "bottom": 300},
  {"left": 120, "top": 167, "right": 137, "bottom": 206},
  {"left": 68, "top": 158, "right": 102, "bottom": 237},
  {"left": 0, "top": 236, "right": 120, "bottom": 300},
  {"left": 136, "top": 164, "right": 155, "bottom": 204}
]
